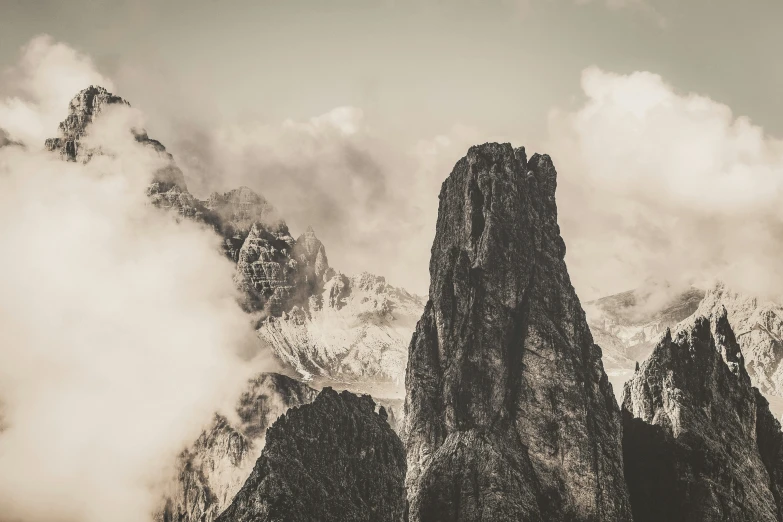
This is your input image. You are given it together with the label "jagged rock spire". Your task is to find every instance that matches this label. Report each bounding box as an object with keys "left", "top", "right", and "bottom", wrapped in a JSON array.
[
  {"left": 44, "top": 85, "right": 187, "bottom": 190},
  {"left": 403, "top": 143, "right": 631, "bottom": 521},
  {"left": 622, "top": 310, "right": 783, "bottom": 521}
]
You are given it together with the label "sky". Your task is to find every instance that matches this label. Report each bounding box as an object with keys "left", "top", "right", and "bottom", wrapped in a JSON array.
[{"left": 1, "top": 0, "right": 782, "bottom": 300}]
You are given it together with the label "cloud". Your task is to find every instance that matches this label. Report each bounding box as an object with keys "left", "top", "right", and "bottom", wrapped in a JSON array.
[
  {"left": 172, "top": 109, "right": 478, "bottom": 295},
  {"left": 0, "top": 41, "right": 265, "bottom": 522},
  {"left": 549, "top": 67, "right": 783, "bottom": 301},
  {"left": 0, "top": 34, "right": 114, "bottom": 147}
]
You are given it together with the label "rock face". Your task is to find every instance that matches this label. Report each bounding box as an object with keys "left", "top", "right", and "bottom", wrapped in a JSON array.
[
  {"left": 695, "top": 284, "right": 783, "bottom": 407},
  {"left": 159, "top": 373, "right": 318, "bottom": 522},
  {"left": 45, "top": 85, "right": 187, "bottom": 192},
  {"left": 404, "top": 143, "right": 631, "bottom": 521},
  {"left": 585, "top": 283, "right": 705, "bottom": 401},
  {"left": 234, "top": 222, "right": 299, "bottom": 315},
  {"left": 622, "top": 309, "right": 783, "bottom": 521},
  {"left": 215, "top": 388, "right": 406, "bottom": 522},
  {"left": 258, "top": 272, "right": 424, "bottom": 385}
]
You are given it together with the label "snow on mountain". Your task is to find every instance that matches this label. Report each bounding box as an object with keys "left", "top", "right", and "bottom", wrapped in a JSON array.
[{"left": 257, "top": 272, "right": 424, "bottom": 390}]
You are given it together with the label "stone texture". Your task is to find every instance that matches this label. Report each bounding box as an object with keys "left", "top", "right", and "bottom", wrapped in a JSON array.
[
  {"left": 205, "top": 187, "right": 278, "bottom": 261},
  {"left": 45, "top": 85, "right": 187, "bottom": 191},
  {"left": 215, "top": 388, "right": 406, "bottom": 522},
  {"left": 695, "top": 284, "right": 783, "bottom": 410},
  {"left": 158, "top": 373, "right": 318, "bottom": 522},
  {"left": 234, "top": 222, "right": 298, "bottom": 315},
  {"left": 585, "top": 284, "right": 705, "bottom": 401},
  {"left": 404, "top": 143, "right": 631, "bottom": 521},
  {"left": 622, "top": 309, "right": 783, "bottom": 522}
]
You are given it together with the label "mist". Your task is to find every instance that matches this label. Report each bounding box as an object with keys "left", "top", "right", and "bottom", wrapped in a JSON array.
[
  {"left": 551, "top": 67, "right": 783, "bottom": 302},
  {"left": 0, "top": 40, "right": 265, "bottom": 522}
]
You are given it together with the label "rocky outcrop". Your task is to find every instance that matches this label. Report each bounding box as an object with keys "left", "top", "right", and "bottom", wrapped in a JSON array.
[
  {"left": 215, "top": 388, "right": 406, "bottom": 522},
  {"left": 695, "top": 284, "right": 783, "bottom": 409},
  {"left": 404, "top": 143, "right": 631, "bottom": 521},
  {"left": 257, "top": 272, "right": 423, "bottom": 385},
  {"left": 622, "top": 309, "right": 783, "bottom": 521},
  {"left": 234, "top": 222, "right": 298, "bottom": 315},
  {"left": 292, "top": 225, "right": 332, "bottom": 296},
  {"left": 45, "top": 85, "right": 187, "bottom": 191},
  {"left": 159, "top": 373, "right": 318, "bottom": 522},
  {"left": 585, "top": 284, "right": 705, "bottom": 401}
]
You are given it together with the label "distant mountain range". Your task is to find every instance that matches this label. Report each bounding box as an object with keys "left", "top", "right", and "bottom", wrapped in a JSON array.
[{"left": 40, "top": 86, "right": 783, "bottom": 522}]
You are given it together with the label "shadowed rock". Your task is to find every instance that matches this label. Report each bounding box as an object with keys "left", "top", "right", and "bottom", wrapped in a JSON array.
[
  {"left": 404, "top": 142, "right": 631, "bottom": 521},
  {"left": 622, "top": 308, "right": 783, "bottom": 521},
  {"left": 215, "top": 388, "right": 406, "bottom": 522},
  {"left": 159, "top": 373, "right": 318, "bottom": 522}
]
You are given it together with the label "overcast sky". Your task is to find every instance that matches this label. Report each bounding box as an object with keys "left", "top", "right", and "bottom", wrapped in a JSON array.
[{"left": 1, "top": 0, "right": 782, "bottom": 298}]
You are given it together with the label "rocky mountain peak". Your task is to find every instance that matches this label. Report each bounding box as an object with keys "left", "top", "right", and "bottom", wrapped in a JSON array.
[
  {"left": 62, "top": 85, "right": 128, "bottom": 136},
  {"left": 215, "top": 388, "right": 406, "bottom": 522},
  {"left": 404, "top": 142, "right": 631, "bottom": 521},
  {"left": 44, "top": 85, "right": 129, "bottom": 161},
  {"left": 45, "top": 85, "right": 187, "bottom": 190},
  {"left": 158, "top": 373, "right": 319, "bottom": 522},
  {"left": 293, "top": 225, "right": 330, "bottom": 282},
  {"left": 694, "top": 283, "right": 783, "bottom": 413},
  {"left": 622, "top": 309, "right": 783, "bottom": 521},
  {"left": 205, "top": 186, "right": 276, "bottom": 239}
]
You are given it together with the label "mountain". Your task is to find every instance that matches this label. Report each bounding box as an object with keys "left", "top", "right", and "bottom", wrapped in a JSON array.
[
  {"left": 585, "top": 284, "right": 705, "bottom": 400},
  {"left": 585, "top": 283, "right": 705, "bottom": 362},
  {"left": 403, "top": 143, "right": 631, "bottom": 521},
  {"left": 44, "top": 85, "right": 190, "bottom": 197},
  {"left": 46, "top": 86, "right": 422, "bottom": 377},
  {"left": 158, "top": 373, "right": 319, "bottom": 522},
  {"left": 44, "top": 86, "right": 418, "bottom": 521},
  {"left": 694, "top": 284, "right": 783, "bottom": 413},
  {"left": 257, "top": 272, "right": 423, "bottom": 388},
  {"left": 215, "top": 388, "right": 406, "bottom": 522},
  {"left": 587, "top": 281, "right": 783, "bottom": 416},
  {"left": 622, "top": 309, "right": 783, "bottom": 521}
]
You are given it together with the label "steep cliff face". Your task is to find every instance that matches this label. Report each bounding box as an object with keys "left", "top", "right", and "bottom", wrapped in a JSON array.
[
  {"left": 215, "top": 388, "right": 406, "bottom": 522},
  {"left": 622, "top": 309, "right": 783, "bottom": 522},
  {"left": 695, "top": 285, "right": 783, "bottom": 409},
  {"left": 404, "top": 143, "right": 631, "bottom": 521},
  {"left": 159, "top": 373, "right": 318, "bottom": 522},
  {"left": 257, "top": 272, "right": 423, "bottom": 385},
  {"left": 205, "top": 187, "right": 279, "bottom": 262},
  {"left": 234, "top": 222, "right": 299, "bottom": 315}
]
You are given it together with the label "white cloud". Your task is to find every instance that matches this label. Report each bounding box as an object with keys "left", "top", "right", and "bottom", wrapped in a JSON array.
[
  {"left": 549, "top": 67, "right": 783, "bottom": 300},
  {"left": 174, "top": 108, "right": 479, "bottom": 294},
  {"left": 0, "top": 39, "right": 265, "bottom": 522},
  {"left": 0, "top": 35, "right": 114, "bottom": 147}
]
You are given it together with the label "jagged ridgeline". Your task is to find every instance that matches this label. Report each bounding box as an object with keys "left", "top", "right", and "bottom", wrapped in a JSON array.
[
  {"left": 45, "top": 86, "right": 424, "bottom": 388},
  {"left": 622, "top": 308, "right": 783, "bottom": 522},
  {"left": 44, "top": 88, "right": 783, "bottom": 521},
  {"left": 404, "top": 143, "right": 632, "bottom": 521},
  {"left": 45, "top": 86, "right": 368, "bottom": 318}
]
